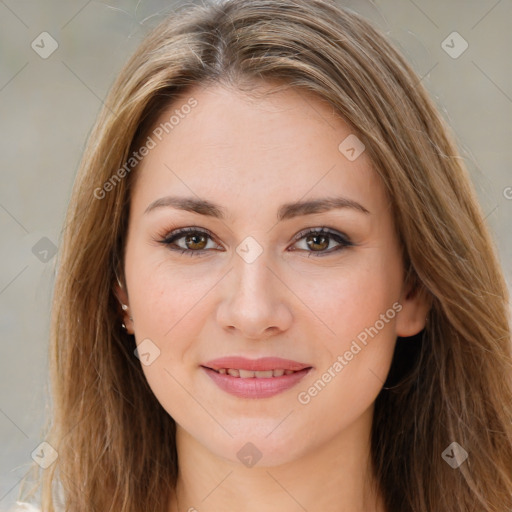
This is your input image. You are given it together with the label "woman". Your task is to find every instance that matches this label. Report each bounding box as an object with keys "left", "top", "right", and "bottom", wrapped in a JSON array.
[{"left": 15, "top": 0, "right": 512, "bottom": 511}]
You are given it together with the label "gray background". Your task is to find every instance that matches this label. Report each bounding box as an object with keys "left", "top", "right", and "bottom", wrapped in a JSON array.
[{"left": 1, "top": 0, "right": 511, "bottom": 509}]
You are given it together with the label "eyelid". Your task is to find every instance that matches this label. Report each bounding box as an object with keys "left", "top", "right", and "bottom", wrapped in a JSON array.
[
  {"left": 160, "top": 226, "right": 217, "bottom": 243},
  {"left": 159, "top": 226, "right": 223, "bottom": 250},
  {"left": 291, "top": 226, "right": 352, "bottom": 244},
  {"left": 157, "top": 225, "right": 353, "bottom": 256}
]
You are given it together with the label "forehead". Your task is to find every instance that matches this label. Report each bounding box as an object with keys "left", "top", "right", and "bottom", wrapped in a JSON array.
[{"left": 130, "top": 82, "right": 384, "bottom": 220}]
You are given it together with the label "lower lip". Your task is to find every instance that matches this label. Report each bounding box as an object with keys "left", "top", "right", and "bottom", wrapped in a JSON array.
[{"left": 201, "top": 366, "right": 312, "bottom": 399}]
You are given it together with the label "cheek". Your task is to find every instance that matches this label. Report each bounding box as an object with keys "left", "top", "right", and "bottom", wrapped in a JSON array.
[
  {"left": 126, "top": 253, "right": 226, "bottom": 405},
  {"left": 294, "top": 299, "right": 398, "bottom": 442},
  {"left": 291, "top": 250, "right": 402, "bottom": 401},
  {"left": 127, "top": 244, "right": 219, "bottom": 334},
  {"left": 290, "top": 250, "right": 402, "bottom": 340},
  {"left": 128, "top": 261, "right": 212, "bottom": 421}
]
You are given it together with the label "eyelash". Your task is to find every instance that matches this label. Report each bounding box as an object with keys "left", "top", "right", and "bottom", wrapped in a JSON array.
[{"left": 156, "top": 226, "right": 354, "bottom": 257}]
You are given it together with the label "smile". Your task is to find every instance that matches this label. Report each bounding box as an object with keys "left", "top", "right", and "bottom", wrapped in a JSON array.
[
  {"left": 201, "top": 365, "right": 312, "bottom": 399},
  {"left": 210, "top": 368, "right": 298, "bottom": 378}
]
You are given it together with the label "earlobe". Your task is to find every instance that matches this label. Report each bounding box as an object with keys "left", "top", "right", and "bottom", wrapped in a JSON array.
[
  {"left": 395, "top": 279, "right": 432, "bottom": 338},
  {"left": 113, "top": 273, "right": 135, "bottom": 334}
]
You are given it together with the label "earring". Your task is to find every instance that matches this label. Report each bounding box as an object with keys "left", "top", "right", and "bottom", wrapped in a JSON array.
[
  {"left": 121, "top": 303, "right": 134, "bottom": 330},
  {"left": 121, "top": 304, "right": 133, "bottom": 319}
]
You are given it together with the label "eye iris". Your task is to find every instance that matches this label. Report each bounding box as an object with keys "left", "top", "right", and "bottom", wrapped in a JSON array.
[
  {"left": 185, "top": 233, "right": 207, "bottom": 250},
  {"left": 306, "top": 233, "right": 329, "bottom": 251}
]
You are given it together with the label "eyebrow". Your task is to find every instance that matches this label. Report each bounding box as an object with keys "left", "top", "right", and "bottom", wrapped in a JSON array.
[{"left": 144, "top": 195, "right": 370, "bottom": 221}]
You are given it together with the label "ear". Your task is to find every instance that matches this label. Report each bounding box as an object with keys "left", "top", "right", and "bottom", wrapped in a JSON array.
[
  {"left": 395, "top": 272, "right": 432, "bottom": 337},
  {"left": 113, "top": 274, "right": 134, "bottom": 334},
  {"left": 113, "top": 277, "right": 128, "bottom": 304}
]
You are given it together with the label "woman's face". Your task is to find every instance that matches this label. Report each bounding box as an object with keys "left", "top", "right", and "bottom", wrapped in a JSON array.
[{"left": 116, "top": 82, "right": 428, "bottom": 466}]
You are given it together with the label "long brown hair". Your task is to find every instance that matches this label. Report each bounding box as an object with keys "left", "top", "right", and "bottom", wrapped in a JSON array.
[{"left": 18, "top": 1, "right": 512, "bottom": 510}]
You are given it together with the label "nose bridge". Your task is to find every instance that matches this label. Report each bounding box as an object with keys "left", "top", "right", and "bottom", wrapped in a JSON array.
[
  {"left": 232, "top": 241, "right": 277, "bottom": 306},
  {"left": 217, "top": 239, "right": 293, "bottom": 338}
]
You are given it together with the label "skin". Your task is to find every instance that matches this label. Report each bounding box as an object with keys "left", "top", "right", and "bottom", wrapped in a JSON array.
[{"left": 115, "top": 81, "right": 430, "bottom": 512}]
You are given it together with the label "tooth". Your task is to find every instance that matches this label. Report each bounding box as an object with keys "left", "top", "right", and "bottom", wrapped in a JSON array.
[
  {"left": 254, "top": 370, "right": 274, "bottom": 378},
  {"left": 221, "top": 368, "right": 295, "bottom": 378},
  {"left": 239, "top": 369, "right": 256, "bottom": 378}
]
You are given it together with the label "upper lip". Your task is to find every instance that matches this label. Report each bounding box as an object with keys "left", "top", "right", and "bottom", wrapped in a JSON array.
[{"left": 202, "top": 356, "right": 312, "bottom": 372}]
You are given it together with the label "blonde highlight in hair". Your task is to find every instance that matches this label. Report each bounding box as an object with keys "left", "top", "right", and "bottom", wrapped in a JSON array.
[{"left": 18, "top": 1, "right": 512, "bottom": 511}]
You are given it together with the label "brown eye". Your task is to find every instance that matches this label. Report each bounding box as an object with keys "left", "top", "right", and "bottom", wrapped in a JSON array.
[
  {"left": 183, "top": 232, "right": 208, "bottom": 250},
  {"left": 291, "top": 227, "right": 353, "bottom": 256},
  {"left": 159, "top": 227, "right": 219, "bottom": 256},
  {"left": 305, "top": 233, "right": 330, "bottom": 252},
  {"left": 159, "top": 226, "right": 353, "bottom": 257}
]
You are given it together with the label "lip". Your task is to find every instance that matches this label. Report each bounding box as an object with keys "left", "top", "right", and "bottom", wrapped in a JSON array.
[
  {"left": 202, "top": 356, "right": 311, "bottom": 372},
  {"left": 200, "top": 357, "right": 313, "bottom": 399}
]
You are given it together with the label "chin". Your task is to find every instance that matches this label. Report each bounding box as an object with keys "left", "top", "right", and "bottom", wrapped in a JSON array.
[{"left": 211, "top": 429, "right": 311, "bottom": 468}]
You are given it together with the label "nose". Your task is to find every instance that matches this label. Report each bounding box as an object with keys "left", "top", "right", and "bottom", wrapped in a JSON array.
[{"left": 216, "top": 249, "right": 293, "bottom": 340}]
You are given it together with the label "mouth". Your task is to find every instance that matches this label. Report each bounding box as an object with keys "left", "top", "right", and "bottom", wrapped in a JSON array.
[
  {"left": 202, "top": 367, "right": 306, "bottom": 378},
  {"left": 201, "top": 356, "right": 312, "bottom": 374},
  {"left": 200, "top": 356, "right": 313, "bottom": 399}
]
